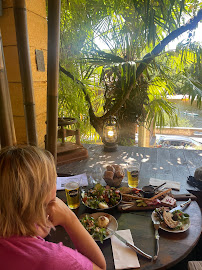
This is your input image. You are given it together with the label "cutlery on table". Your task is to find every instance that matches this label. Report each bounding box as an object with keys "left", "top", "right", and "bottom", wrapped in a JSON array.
[
  {"left": 152, "top": 198, "right": 191, "bottom": 260},
  {"left": 152, "top": 219, "right": 160, "bottom": 260},
  {"left": 169, "top": 198, "right": 191, "bottom": 213},
  {"left": 108, "top": 228, "right": 152, "bottom": 260}
]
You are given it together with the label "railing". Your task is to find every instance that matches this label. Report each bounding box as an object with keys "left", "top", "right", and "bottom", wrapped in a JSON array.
[{"left": 155, "top": 127, "right": 202, "bottom": 138}]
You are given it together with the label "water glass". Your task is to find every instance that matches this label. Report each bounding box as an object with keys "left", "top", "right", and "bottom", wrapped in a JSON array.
[{"left": 91, "top": 166, "right": 103, "bottom": 185}]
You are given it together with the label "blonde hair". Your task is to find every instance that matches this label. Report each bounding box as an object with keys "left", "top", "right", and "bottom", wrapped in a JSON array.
[{"left": 0, "top": 145, "right": 56, "bottom": 237}]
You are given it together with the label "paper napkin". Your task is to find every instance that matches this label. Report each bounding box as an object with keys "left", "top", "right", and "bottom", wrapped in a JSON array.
[
  {"left": 150, "top": 178, "right": 180, "bottom": 191},
  {"left": 56, "top": 173, "right": 88, "bottom": 190},
  {"left": 111, "top": 229, "right": 140, "bottom": 269}
]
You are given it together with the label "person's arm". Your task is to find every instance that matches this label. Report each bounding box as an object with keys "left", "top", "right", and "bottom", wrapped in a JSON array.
[
  {"left": 36, "top": 224, "right": 51, "bottom": 238},
  {"left": 47, "top": 197, "right": 106, "bottom": 270}
]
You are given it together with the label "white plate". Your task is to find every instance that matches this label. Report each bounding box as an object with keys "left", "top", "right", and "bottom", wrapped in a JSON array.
[
  {"left": 80, "top": 212, "right": 118, "bottom": 241},
  {"left": 151, "top": 210, "right": 190, "bottom": 233}
]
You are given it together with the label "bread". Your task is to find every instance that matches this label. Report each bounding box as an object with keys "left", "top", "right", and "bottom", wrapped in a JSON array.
[
  {"left": 115, "top": 170, "right": 124, "bottom": 178},
  {"left": 118, "top": 187, "right": 132, "bottom": 194},
  {"left": 103, "top": 164, "right": 125, "bottom": 187},
  {"left": 163, "top": 210, "right": 179, "bottom": 229},
  {"left": 112, "top": 164, "right": 120, "bottom": 171},
  {"left": 104, "top": 170, "right": 114, "bottom": 181},
  {"left": 98, "top": 216, "right": 110, "bottom": 228},
  {"left": 106, "top": 165, "right": 115, "bottom": 173}
]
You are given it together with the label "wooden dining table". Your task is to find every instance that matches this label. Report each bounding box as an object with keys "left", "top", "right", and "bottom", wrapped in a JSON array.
[{"left": 48, "top": 144, "right": 202, "bottom": 269}]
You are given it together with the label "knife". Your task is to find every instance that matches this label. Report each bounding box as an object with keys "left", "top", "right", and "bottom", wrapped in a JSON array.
[
  {"left": 110, "top": 230, "right": 152, "bottom": 260},
  {"left": 169, "top": 198, "right": 191, "bottom": 213}
]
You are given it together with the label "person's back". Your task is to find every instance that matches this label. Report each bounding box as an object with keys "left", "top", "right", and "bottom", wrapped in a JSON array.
[
  {"left": 0, "top": 236, "right": 92, "bottom": 270},
  {"left": 0, "top": 146, "right": 106, "bottom": 270}
]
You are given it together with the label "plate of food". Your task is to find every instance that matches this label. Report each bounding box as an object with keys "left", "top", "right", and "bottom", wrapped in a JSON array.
[
  {"left": 81, "top": 184, "right": 122, "bottom": 211},
  {"left": 80, "top": 212, "right": 118, "bottom": 243},
  {"left": 151, "top": 207, "right": 190, "bottom": 233}
]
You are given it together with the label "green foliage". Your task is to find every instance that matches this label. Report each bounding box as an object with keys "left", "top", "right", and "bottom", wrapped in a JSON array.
[
  {"left": 119, "top": 138, "right": 136, "bottom": 146},
  {"left": 178, "top": 42, "right": 202, "bottom": 107},
  {"left": 58, "top": 0, "right": 202, "bottom": 141},
  {"left": 159, "top": 113, "right": 193, "bottom": 127}
]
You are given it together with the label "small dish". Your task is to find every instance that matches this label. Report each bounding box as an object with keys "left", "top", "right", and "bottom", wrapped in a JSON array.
[
  {"left": 80, "top": 212, "right": 118, "bottom": 241},
  {"left": 151, "top": 210, "right": 190, "bottom": 233}
]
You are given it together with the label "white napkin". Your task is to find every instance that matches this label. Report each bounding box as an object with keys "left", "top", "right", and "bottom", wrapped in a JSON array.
[
  {"left": 56, "top": 173, "right": 88, "bottom": 190},
  {"left": 150, "top": 178, "right": 180, "bottom": 191},
  {"left": 111, "top": 229, "right": 140, "bottom": 269}
]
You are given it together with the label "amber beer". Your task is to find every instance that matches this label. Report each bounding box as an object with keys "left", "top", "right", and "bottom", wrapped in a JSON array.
[
  {"left": 127, "top": 162, "right": 140, "bottom": 188},
  {"left": 65, "top": 182, "right": 80, "bottom": 209}
]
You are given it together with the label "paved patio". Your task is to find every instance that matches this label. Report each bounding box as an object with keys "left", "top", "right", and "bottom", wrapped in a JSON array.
[{"left": 57, "top": 144, "right": 202, "bottom": 193}]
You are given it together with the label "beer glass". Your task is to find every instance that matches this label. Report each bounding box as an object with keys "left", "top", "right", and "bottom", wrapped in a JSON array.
[
  {"left": 127, "top": 162, "right": 140, "bottom": 188},
  {"left": 65, "top": 181, "right": 80, "bottom": 209}
]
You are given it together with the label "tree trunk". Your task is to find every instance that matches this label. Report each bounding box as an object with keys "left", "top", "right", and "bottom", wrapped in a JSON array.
[
  {"left": 60, "top": 8, "right": 202, "bottom": 142},
  {"left": 118, "top": 121, "right": 137, "bottom": 145}
]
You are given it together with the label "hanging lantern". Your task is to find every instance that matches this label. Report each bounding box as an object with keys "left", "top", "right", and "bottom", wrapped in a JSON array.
[{"left": 103, "top": 116, "right": 119, "bottom": 152}]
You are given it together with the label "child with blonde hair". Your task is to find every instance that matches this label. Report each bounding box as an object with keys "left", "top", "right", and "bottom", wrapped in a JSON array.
[{"left": 0, "top": 145, "right": 106, "bottom": 270}]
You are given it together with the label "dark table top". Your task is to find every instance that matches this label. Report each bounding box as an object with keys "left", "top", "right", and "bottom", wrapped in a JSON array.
[
  {"left": 53, "top": 145, "right": 202, "bottom": 269},
  {"left": 46, "top": 189, "right": 202, "bottom": 270}
]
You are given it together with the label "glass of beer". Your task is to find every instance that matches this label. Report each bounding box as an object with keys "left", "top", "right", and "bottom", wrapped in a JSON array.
[
  {"left": 65, "top": 181, "right": 80, "bottom": 209},
  {"left": 127, "top": 162, "right": 140, "bottom": 188}
]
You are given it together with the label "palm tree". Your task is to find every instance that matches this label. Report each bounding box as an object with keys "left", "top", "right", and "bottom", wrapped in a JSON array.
[{"left": 59, "top": 0, "right": 202, "bottom": 142}]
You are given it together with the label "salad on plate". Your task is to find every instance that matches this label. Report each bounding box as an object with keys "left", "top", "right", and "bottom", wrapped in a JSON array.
[
  {"left": 82, "top": 184, "right": 121, "bottom": 210},
  {"left": 80, "top": 212, "right": 118, "bottom": 243},
  {"left": 152, "top": 207, "right": 190, "bottom": 233}
]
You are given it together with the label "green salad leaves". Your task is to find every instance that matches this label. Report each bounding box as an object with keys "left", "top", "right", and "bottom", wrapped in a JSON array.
[
  {"left": 82, "top": 184, "right": 121, "bottom": 209},
  {"left": 80, "top": 215, "right": 109, "bottom": 243}
]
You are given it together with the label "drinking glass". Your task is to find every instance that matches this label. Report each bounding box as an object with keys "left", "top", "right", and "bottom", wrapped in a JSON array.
[
  {"left": 126, "top": 162, "right": 140, "bottom": 188},
  {"left": 65, "top": 178, "right": 81, "bottom": 209},
  {"left": 91, "top": 166, "right": 103, "bottom": 185}
]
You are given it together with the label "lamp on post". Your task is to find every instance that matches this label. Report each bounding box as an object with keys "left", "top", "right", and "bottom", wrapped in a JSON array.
[{"left": 103, "top": 116, "right": 119, "bottom": 152}]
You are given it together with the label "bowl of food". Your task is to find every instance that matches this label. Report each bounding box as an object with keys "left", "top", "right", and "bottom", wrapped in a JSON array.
[
  {"left": 81, "top": 184, "right": 122, "bottom": 211},
  {"left": 80, "top": 212, "right": 118, "bottom": 243},
  {"left": 103, "top": 164, "right": 124, "bottom": 187}
]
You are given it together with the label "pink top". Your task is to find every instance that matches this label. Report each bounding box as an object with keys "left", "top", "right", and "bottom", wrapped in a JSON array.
[{"left": 0, "top": 236, "right": 93, "bottom": 270}]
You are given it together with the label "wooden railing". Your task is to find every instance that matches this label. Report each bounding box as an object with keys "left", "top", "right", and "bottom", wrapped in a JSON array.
[{"left": 155, "top": 127, "right": 202, "bottom": 138}]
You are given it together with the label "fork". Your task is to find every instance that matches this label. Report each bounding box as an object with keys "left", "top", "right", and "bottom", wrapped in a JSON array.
[{"left": 153, "top": 219, "right": 160, "bottom": 260}]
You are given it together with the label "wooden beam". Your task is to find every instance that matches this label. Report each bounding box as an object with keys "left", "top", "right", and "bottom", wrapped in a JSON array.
[
  {"left": 13, "top": 0, "right": 38, "bottom": 146},
  {"left": 46, "top": 0, "right": 61, "bottom": 161}
]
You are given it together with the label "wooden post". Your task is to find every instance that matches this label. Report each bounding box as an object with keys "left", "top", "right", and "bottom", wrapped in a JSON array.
[
  {"left": 75, "top": 130, "right": 81, "bottom": 145},
  {"left": 0, "top": 31, "right": 15, "bottom": 147},
  {"left": 46, "top": 0, "right": 61, "bottom": 161},
  {"left": 13, "top": 0, "right": 38, "bottom": 146}
]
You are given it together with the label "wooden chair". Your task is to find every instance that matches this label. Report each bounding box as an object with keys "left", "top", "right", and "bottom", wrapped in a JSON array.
[
  {"left": 188, "top": 261, "right": 202, "bottom": 270},
  {"left": 57, "top": 117, "right": 88, "bottom": 165}
]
